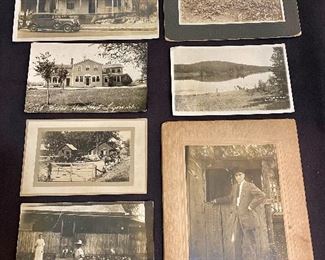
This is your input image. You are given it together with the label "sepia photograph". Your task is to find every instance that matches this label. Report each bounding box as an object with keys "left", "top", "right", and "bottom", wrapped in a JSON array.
[
  {"left": 25, "top": 43, "right": 147, "bottom": 113},
  {"left": 186, "top": 144, "right": 287, "bottom": 259},
  {"left": 21, "top": 119, "right": 147, "bottom": 195},
  {"left": 162, "top": 120, "right": 313, "bottom": 260},
  {"left": 16, "top": 202, "right": 154, "bottom": 260},
  {"left": 171, "top": 44, "right": 294, "bottom": 116},
  {"left": 13, "top": 0, "right": 159, "bottom": 41},
  {"left": 179, "top": 0, "right": 285, "bottom": 24}
]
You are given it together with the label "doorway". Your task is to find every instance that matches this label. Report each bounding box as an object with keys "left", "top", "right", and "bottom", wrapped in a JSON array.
[
  {"left": 66, "top": 78, "right": 70, "bottom": 87},
  {"left": 85, "top": 76, "right": 90, "bottom": 86},
  {"left": 89, "top": 0, "right": 96, "bottom": 13}
]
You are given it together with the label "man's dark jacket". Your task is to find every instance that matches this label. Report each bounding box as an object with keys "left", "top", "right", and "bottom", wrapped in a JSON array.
[{"left": 214, "top": 181, "right": 266, "bottom": 230}]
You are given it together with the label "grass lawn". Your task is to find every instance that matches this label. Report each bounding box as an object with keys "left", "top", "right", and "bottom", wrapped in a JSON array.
[
  {"left": 25, "top": 86, "right": 147, "bottom": 113},
  {"left": 180, "top": 0, "right": 284, "bottom": 23},
  {"left": 175, "top": 90, "right": 291, "bottom": 112}
]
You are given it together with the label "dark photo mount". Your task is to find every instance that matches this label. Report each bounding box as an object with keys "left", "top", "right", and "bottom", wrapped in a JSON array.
[{"left": 164, "top": 0, "right": 301, "bottom": 41}]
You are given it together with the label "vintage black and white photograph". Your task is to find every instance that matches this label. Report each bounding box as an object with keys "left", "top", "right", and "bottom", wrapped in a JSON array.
[
  {"left": 16, "top": 202, "right": 154, "bottom": 260},
  {"left": 171, "top": 44, "right": 294, "bottom": 116},
  {"left": 25, "top": 43, "right": 147, "bottom": 113},
  {"left": 179, "top": 0, "right": 284, "bottom": 24},
  {"left": 186, "top": 144, "right": 288, "bottom": 259},
  {"left": 13, "top": 0, "right": 158, "bottom": 41},
  {"left": 21, "top": 119, "right": 147, "bottom": 195}
]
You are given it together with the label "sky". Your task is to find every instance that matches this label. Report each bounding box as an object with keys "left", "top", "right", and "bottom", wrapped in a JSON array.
[
  {"left": 172, "top": 45, "right": 284, "bottom": 66},
  {"left": 28, "top": 43, "right": 142, "bottom": 82}
]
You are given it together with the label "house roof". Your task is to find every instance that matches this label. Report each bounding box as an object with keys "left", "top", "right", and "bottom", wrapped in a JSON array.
[
  {"left": 87, "top": 141, "right": 116, "bottom": 152},
  {"left": 22, "top": 204, "right": 127, "bottom": 215},
  {"left": 104, "top": 63, "right": 123, "bottom": 68},
  {"left": 74, "top": 59, "right": 103, "bottom": 66},
  {"left": 40, "top": 144, "right": 48, "bottom": 151},
  {"left": 57, "top": 143, "right": 78, "bottom": 151}
]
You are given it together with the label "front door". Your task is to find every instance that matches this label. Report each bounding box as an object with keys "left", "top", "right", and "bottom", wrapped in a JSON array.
[
  {"left": 89, "top": 0, "right": 96, "bottom": 13},
  {"left": 85, "top": 77, "right": 90, "bottom": 86},
  {"left": 66, "top": 78, "right": 70, "bottom": 87}
]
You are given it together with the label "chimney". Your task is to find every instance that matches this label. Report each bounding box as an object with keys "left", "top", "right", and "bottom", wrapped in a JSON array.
[{"left": 71, "top": 58, "right": 74, "bottom": 66}]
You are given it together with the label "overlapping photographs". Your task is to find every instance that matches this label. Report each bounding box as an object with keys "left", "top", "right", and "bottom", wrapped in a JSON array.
[
  {"left": 16, "top": 202, "right": 154, "bottom": 260},
  {"left": 21, "top": 119, "right": 147, "bottom": 195},
  {"left": 13, "top": 0, "right": 159, "bottom": 41},
  {"left": 25, "top": 43, "right": 147, "bottom": 113},
  {"left": 171, "top": 44, "right": 294, "bottom": 116}
]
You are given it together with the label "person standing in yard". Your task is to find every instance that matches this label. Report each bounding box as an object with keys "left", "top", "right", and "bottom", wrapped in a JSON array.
[
  {"left": 33, "top": 234, "right": 45, "bottom": 260},
  {"left": 213, "top": 171, "right": 266, "bottom": 260},
  {"left": 74, "top": 240, "right": 85, "bottom": 260}
]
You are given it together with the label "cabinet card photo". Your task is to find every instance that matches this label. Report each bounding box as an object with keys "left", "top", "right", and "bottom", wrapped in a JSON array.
[
  {"left": 16, "top": 202, "right": 154, "bottom": 260},
  {"left": 171, "top": 44, "right": 294, "bottom": 116},
  {"left": 162, "top": 120, "right": 313, "bottom": 260},
  {"left": 13, "top": 0, "right": 159, "bottom": 41},
  {"left": 25, "top": 43, "right": 147, "bottom": 113},
  {"left": 21, "top": 119, "right": 147, "bottom": 196},
  {"left": 164, "top": 0, "right": 300, "bottom": 40}
]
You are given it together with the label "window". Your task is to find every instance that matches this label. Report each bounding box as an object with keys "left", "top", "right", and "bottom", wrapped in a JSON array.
[
  {"left": 53, "top": 77, "right": 57, "bottom": 83},
  {"left": 104, "top": 77, "right": 108, "bottom": 83},
  {"left": 94, "top": 66, "right": 98, "bottom": 71},
  {"left": 105, "top": 0, "right": 112, "bottom": 6},
  {"left": 92, "top": 76, "right": 96, "bottom": 82},
  {"left": 78, "top": 66, "right": 81, "bottom": 72},
  {"left": 96, "top": 76, "right": 100, "bottom": 82},
  {"left": 117, "top": 68, "right": 121, "bottom": 73},
  {"left": 75, "top": 76, "right": 79, "bottom": 82},
  {"left": 80, "top": 76, "right": 83, "bottom": 82},
  {"left": 67, "top": 0, "right": 75, "bottom": 10},
  {"left": 86, "top": 66, "right": 90, "bottom": 71},
  {"left": 112, "top": 69, "right": 116, "bottom": 73}
]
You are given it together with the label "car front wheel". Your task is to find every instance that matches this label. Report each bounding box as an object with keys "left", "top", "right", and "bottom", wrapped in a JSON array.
[
  {"left": 63, "top": 24, "right": 72, "bottom": 33},
  {"left": 29, "top": 24, "right": 38, "bottom": 32}
]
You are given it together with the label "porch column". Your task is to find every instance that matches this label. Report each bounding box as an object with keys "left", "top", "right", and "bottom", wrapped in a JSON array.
[
  {"left": 36, "top": 0, "right": 40, "bottom": 13},
  {"left": 56, "top": 0, "right": 59, "bottom": 12},
  {"left": 95, "top": 0, "right": 98, "bottom": 13}
]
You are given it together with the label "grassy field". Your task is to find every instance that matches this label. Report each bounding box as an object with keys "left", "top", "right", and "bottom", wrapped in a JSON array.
[
  {"left": 175, "top": 90, "right": 291, "bottom": 112},
  {"left": 25, "top": 86, "right": 147, "bottom": 113},
  {"left": 180, "top": 0, "right": 284, "bottom": 23}
]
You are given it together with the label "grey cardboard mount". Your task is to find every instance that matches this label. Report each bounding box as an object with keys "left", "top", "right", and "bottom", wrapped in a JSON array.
[{"left": 164, "top": 0, "right": 301, "bottom": 41}]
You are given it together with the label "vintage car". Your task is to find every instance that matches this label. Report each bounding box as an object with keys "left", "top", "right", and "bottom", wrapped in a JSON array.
[{"left": 28, "top": 13, "right": 80, "bottom": 32}]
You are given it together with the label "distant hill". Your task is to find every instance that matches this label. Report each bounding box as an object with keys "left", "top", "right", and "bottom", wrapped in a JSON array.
[{"left": 174, "top": 61, "right": 271, "bottom": 82}]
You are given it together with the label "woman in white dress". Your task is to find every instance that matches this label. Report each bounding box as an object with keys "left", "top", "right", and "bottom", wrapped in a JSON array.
[{"left": 34, "top": 234, "right": 45, "bottom": 260}]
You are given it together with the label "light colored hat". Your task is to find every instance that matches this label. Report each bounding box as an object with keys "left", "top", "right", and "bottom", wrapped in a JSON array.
[{"left": 75, "top": 240, "right": 83, "bottom": 245}]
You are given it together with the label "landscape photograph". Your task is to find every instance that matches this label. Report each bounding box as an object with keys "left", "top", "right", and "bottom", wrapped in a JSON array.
[
  {"left": 171, "top": 44, "right": 294, "bottom": 115},
  {"left": 25, "top": 43, "right": 147, "bottom": 113},
  {"left": 179, "top": 0, "right": 284, "bottom": 24}
]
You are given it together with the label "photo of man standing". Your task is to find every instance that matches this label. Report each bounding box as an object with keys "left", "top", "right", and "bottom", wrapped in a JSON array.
[{"left": 213, "top": 171, "right": 266, "bottom": 260}]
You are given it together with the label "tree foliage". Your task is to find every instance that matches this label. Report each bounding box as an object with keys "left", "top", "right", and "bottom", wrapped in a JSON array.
[
  {"left": 33, "top": 52, "right": 56, "bottom": 105},
  {"left": 98, "top": 43, "right": 148, "bottom": 79},
  {"left": 269, "top": 47, "right": 288, "bottom": 96},
  {"left": 42, "top": 131, "right": 122, "bottom": 156},
  {"left": 55, "top": 65, "right": 69, "bottom": 90}
]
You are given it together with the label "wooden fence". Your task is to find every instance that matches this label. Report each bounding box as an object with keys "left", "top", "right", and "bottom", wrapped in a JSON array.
[{"left": 17, "top": 231, "right": 147, "bottom": 258}]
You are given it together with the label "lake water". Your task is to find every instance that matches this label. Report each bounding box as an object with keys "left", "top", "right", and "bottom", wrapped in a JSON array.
[{"left": 174, "top": 72, "right": 274, "bottom": 95}]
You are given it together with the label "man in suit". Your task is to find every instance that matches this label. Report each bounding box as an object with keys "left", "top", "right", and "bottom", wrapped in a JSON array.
[{"left": 213, "top": 171, "right": 266, "bottom": 260}]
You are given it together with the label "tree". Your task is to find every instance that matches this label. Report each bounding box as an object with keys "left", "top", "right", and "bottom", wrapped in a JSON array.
[
  {"left": 34, "top": 52, "right": 56, "bottom": 105},
  {"left": 269, "top": 47, "right": 288, "bottom": 96},
  {"left": 55, "top": 65, "right": 69, "bottom": 90},
  {"left": 98, "top": 43, "right": 148, "bottom": 80}
]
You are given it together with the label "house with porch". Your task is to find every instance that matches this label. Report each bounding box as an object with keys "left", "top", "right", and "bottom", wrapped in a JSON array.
[
  {"left": 16, "top": 203, "right": 149, "bottom": 260},
  {"left": 21, "top": 0, "right": 134, "bottom": 17},
  {"left": 57, "top": 143, "right": 78, "bottom": 159},
  {"left": 49, "top": 58, "right": 132, "bottom": 88}
]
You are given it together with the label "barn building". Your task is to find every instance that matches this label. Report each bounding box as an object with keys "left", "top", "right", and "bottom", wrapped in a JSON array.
[{"left": 16, "top": 204, "right": 150, "bottom": 260}]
